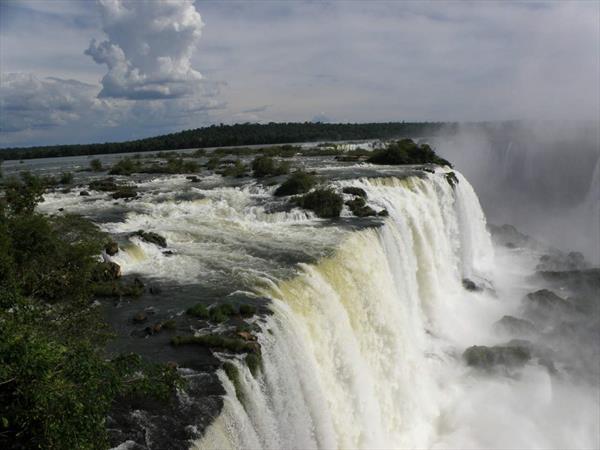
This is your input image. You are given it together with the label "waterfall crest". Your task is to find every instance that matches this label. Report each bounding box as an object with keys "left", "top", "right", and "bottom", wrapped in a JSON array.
[{"left": 194, "top": 172, "right": 494, "bottom": 449}]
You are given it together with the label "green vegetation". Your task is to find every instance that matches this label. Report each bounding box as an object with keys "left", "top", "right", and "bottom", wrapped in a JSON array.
[
  {"left": 89, "top": 158, "right": 103, "bottom": 172},
  {"left": 0, "top": 173, "right": 181, "bottom": 449},
  {"left": 346, "top": 197, "right": 377, "bottom": 217},
  {"left": 274, "top": 171, "right": 317, "bottom": 197},
  {"left": 296, "top": 188, "right": 344, "bottom": 218},
  {"left": 342, "top": 187, "right": 367, "bottom": 198},
  {"left": 445, "top": 171, "right": 459, "bottom": 188},
  {"left": 186, "top": 303, "right": 209, "bottom": 319},
  {"left": 245, "top": 353, "right": 261, "bottom": 376},
  {"left": 239, "top": 304, "right": 257, "bottom": 317},
  {"left": 367, "top": 139, "right": 451, "bottom": 166},
  {"left": 1, "top": 122, "right": 452, "bottom": 161},
  {"left": 219, "top": 160, "right": 248, "bottom": 178},
  {"left": 463, "top": 345, "right": 531, "bottom": 369},
  {"left": 108, "top": 157, "right": 199, "bottom": 176},
  {"left": 251, "top": 156, "right": 290, "bottom": 178},
  {"left": 59, "top": 171, "right": 74, "bottom": 185}
]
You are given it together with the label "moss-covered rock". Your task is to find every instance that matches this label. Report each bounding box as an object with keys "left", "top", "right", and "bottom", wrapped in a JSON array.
[
  {"left": 367, "top": 139, "right": 451, "bottom": 167},
  {"left": 296, "top": 188, "right": 343, "bottom": 218},
  {"left": 346, "top": 197, "right": 377, "bottom": 217},
  {"left": 111, "top": 186, "right": 137, "bottom": 200},
  {"left": 445, "top": 171, "right": 459, "bottom": 188},
  {"left": 186, "top": 303, "right": 209, "bottom": 319},
  {"left": 342, "top": 187, "right": 367, "bottom": 198},
  {"left": 274, "top": 171, "right": 317, "bottom": 196}
]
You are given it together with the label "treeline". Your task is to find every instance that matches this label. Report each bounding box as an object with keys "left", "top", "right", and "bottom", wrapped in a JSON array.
[{"left": 0, "top": 122, "right": 455, "bottom": 161}]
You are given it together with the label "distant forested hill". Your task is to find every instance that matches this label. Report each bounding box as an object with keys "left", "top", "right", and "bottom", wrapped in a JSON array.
[{"left": 0, "top": 122, "right": 455, "bottom": 160}]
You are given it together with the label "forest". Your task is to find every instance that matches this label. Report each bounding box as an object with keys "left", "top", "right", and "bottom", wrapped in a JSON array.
[{"left": 0, "top": 122, "right": 456, "bottom": 160}]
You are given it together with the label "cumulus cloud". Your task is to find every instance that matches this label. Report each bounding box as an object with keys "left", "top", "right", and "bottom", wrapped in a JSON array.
[
  {"left": 85, "top": 0, "right": 205, "bottom": 100},
  {"left": 0, "top": 73, "right": 99, "bottom": 132}
]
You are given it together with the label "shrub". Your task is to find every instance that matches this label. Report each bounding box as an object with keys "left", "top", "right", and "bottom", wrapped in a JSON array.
[
  {"left": 274, "top": 171, "right": 317, "bottom": 196},
  {"left": 251, "top": 156, "right": 290, "bottom": 178},
  {"left": 206, "top": 156, "right": 221, "bottom": 170},
  {"left": 346, "top": 197, "right": 377, "bottom": 217},
  {"left": 59, "top": 171, "right": 74, "bottom": 185},
  {"left": 90, "top": 159, "right": 103, "bottom": 172},
  {"left": 239, "top": 304, "right": 257, "bottom": 317},
  {"left": 220, "top": 160, "right": 247, "bottom": 178},
  {"left": 109, "top": 157, "right": 140, "bottom": 175},
  {"left": 187, "top": 303, "right": 209, "bottom": 319},
  {"left": 367, "top": 139, "right": 451, "bottom": 167},
  {"left": 297, "top": 188, "right": 343, "bottom": 218},
  {"left": 342, "top": 187, "right": 367, "bottom": 198}
]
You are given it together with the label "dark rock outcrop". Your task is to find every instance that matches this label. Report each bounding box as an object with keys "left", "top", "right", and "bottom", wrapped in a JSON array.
[
  {"left": 494, "top": 315, "right": 537, "bottom": 336},
  {"left": 463, "top": 344, "right": 531, "bottom": 369},
  {"left": 132, "top": 230, "right": 167, "bottom": 248}
]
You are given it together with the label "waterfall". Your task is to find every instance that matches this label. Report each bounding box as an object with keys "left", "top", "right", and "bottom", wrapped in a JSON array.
[{"left": 193, "top": 172, "right": 495, "bottom": 449}]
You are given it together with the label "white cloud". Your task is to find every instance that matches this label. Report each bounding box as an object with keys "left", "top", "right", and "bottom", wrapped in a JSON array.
[
  {"left": 0, "top": 73, "right": 99, "bottom": 132},
  {"left": 85, "top": 0, "right": 205, "bottom": 100}
]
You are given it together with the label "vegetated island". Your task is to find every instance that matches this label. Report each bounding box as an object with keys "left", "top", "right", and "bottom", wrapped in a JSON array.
[{"left": 0, "top": 122, "right": 458, "bottom": 160}]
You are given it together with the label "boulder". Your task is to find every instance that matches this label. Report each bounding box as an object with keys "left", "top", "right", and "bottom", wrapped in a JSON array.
[
  {"left": 462, "top": 278, "right": 483, "bottom": 292},
  {"left": 132, "top": 230, "right": 167, "bottom": 248},
  {"left": 132, "top": 312, "right": 147, "bottom": 324},
  {"left": 186, "top": 175, "right": 200, "bottom": 182},
  {"left": 105, "top": 241, "right": 119, "bottom": 256},
  {"left": 525, "top": 289, "right": 572, "bottom": 311},
  {"left": 342, "top": 187, "right": 367, "bottom": 198},
  {"left": 80, "top": 190, "right": 90, "bottom": 196},
  {"left": 463, "top": 344, "right": 531, "bottom": 369},
  {"left": 494, "top": 315, "right": 536, "bottom": 336}
]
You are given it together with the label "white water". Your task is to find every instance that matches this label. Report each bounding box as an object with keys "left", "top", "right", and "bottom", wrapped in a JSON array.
[{"left": 193, "top": 171, "right": 599, "bottom": 450}]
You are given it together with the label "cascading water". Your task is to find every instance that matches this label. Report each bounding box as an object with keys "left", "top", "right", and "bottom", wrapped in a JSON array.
[{"left": 194, "top": 172, "right": 501, "bottom": 449}]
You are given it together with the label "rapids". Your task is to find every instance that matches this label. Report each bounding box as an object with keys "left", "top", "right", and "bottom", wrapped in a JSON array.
[{"left": 193, "top": 172, "right": 599, "bottom": 450}]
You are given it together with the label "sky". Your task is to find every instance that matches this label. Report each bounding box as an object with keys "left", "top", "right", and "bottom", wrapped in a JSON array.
[{"left": 0, "top": 0, "right": 598, "bottom": 148}]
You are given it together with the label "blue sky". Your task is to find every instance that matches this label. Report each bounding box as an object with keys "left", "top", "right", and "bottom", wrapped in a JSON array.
[{"left": 0, "top": 0, "right": 598, "bottom": 147}]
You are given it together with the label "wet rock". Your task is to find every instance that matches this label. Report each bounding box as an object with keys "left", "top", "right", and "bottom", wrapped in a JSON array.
[
  {"left": 111, "top": 186, "right": 137, "bottom": 200},
  {"left": 236, "top": 331, "right": 257, "bottom": 341},
  {"left": 346, "top": 197, "right": 377, "bottom": 217},
  {"left": 57, "top": 208, "right": 64, "bottom": 212},
  {"left": 525, "top": 289, "right": 572, "bottom": 312},
  {"left": 163, "top": 250, "right": 174, "bottom": 256},
  {"left": 342, "top": 187, "right": 367, "bottom": 198},
  {"left": 505, "top": 242, "right": 517, "bottom": 249},
  {"left": 105, "top": 241, "right": 119, "bottom": 256},
  {"left": 89, "top": 178, "right": 118, "bottom": 192},
  {"left": 462, "top": 278, "right": 483, "bottom": 292},
  {"left": 536, "top": 251, "right": 589, "bottom": 272},
  {"left": 186, "top": 175, "right": 200, "bottom": 182},
  {"left": 445, "top": 171, "right": 459, "bottom": 188},
  {"left": 132, "top": 312, "right": 147, "bottom": 324},
  {"left": 132, "top": 230, "right": 167, "bottom": 248},
  {"left": 79, "top": 190, "right": 90, "bottom": 196},
  {"left": 94, "top": 261, "right": 122, "bottom": 281},
  {"left": 463, "top": 344, "right": 531, "bottom": 369},
  {"left": 149, "top": 285, "right": 162, "bottom": 295},
  {"left": 494, "top": 315, "right": 536, "bottom": 336},
  {"left": 377, "top": 209, "right": 389, "bottom": 217}
]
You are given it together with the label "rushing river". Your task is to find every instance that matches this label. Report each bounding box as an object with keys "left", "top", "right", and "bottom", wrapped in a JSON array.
[{"left": 26, "top": 149, "right": 600, "bottom": 449}]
